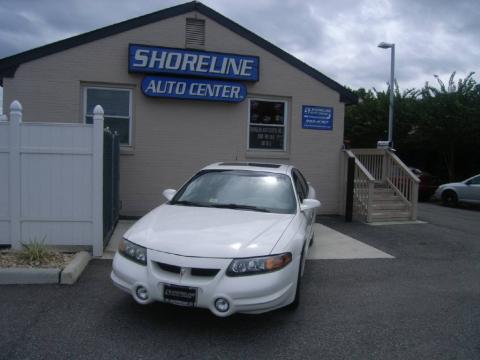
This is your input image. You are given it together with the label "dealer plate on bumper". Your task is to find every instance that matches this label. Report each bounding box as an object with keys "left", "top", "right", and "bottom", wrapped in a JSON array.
[{"left": 163, "top": 284, "right": 197, "bottom": 307}]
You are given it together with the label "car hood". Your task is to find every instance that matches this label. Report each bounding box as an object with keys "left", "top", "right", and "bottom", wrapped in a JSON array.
[
  {"left": 123, "top": 204, "right": 295, "bottom": 258},
  {"left": 439, "top": 182, "right": 464, "bottom": 188}
]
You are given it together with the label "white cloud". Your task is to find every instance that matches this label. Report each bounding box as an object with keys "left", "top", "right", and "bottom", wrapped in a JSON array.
[{"left": 0, "top": 0, "right": 478, "bottom": 92}]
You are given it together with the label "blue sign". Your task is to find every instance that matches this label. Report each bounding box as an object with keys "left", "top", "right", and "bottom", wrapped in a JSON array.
[
  {"left": 302, "top": 105, "right": 333, "bottom": 130},
  {"left": 129, "top": 44, "right": 259, "bottom": 81},
  {"left": 141, "top": 76, "right": 247, "bottom": 103}
]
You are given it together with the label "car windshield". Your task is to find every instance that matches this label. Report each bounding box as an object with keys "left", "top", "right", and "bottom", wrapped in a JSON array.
[{"left": 171, "top": 170, "right": 297, "bottom": 214}]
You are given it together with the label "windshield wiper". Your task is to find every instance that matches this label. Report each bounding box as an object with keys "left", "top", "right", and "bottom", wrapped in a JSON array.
[
  {"left": 171, "top": 200, "right": 214, "bottom": 208},
  {"left": 209, "top": 203, "right": 271, "bottom": 213}
]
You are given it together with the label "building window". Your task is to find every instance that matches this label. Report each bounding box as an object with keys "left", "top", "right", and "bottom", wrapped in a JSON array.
[
  {"left": 248, "top": 99, "right": 287, "bottom": 151},
  {"left": 84, "top": 87, "right": 132, "bottom": 145}
]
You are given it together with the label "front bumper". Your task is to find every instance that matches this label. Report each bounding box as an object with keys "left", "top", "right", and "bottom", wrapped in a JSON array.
[
  {"left": 433, "top": 187, "right": 443, "bottom": 200},
  {"left": 111, "top": 249, "right": 298, "bottom": 317}
]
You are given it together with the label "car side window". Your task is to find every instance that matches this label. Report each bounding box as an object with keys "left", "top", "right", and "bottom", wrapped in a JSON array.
[
  {"left": 292, "top": 169, "right": 307, "bottom": 202},
  {"left": 469, "top": 176, "right": 480, "bottom": 185}
]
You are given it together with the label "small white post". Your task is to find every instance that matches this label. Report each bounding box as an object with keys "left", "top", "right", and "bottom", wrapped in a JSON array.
[
  {"left": 366, "top": 181, "right": 374, "bottom": 223},
  {"left": 381, "top": 150, "right": 388, "bottom": 181},
  {"left": 9, "top": 101, "right": 22, "bottom": 250},
  {"left": 92, "top": 105, "right": 104, "bottom": 257}
]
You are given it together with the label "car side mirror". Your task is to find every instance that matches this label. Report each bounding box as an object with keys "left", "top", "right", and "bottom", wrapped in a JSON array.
[
  {"left": 162, "top": 189, "right": 177, "bottom": 201},
  {"left": 300, "top": 198, "right": 321, "bottom": 212}
]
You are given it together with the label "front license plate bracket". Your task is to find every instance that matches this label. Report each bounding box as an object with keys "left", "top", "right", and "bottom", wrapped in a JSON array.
[{"left": 163, "top": 284, "right": 197, "bottom": 307}]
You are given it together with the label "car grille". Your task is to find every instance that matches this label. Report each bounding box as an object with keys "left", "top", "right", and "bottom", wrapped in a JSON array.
[
  {"left": 155, "top": 261, "right": 220, "bottom": 277},
  {"left": 156, "top": 262, "right": 181, "bottom": 273},
  {"left": 190, "top": 268, "right": 220, "bottom": 277}
]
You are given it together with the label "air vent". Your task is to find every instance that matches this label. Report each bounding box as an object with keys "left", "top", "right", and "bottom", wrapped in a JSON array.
[{"left": 186, "top": 18, "right": 205, "bottom": 48}]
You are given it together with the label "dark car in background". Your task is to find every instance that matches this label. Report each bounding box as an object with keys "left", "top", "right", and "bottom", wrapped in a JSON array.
[{"left": 409, "top": 168, "right": 440, "bottom": 202}]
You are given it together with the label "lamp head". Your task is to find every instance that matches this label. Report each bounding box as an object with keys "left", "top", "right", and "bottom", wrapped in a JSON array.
[{"left": 378, "top": 42, "right": 394, "bottom": 49}]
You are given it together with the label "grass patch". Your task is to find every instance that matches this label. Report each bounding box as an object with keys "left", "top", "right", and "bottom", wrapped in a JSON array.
[
  {"left": 0, "top": 238, "right": 73, "bottom": 268},
  {"left": 18, "top": 237, "right": 54, "bottom": 264}
]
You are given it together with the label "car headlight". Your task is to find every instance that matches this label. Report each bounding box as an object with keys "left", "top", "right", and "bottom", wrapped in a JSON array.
[
  {"left": 118, "top": 238, "right": 147, "bottom": 265},
  {"left": 226, "top": 253, "right": 292, "bottom": 276}
]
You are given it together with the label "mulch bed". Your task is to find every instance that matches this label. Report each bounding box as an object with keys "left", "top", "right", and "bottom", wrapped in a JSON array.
[{"left": 0, "top": 250, "right": 74, "bottom": 269}]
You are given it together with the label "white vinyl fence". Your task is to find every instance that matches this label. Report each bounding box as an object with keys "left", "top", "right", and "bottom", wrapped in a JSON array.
[{"left": 0, "top": 101, "right": 105, "bottom": 256}]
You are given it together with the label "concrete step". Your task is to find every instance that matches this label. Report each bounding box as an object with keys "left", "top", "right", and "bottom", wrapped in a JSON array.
[
  {"left": 371, "top": 202, "right": 408, "bottom": 210},
  {"left": 370, "top": 210, "right": 411, "bottom": 221},
  {"left": 373, "top": 187, "right": 395, "bottom": 194},
  {"left": 370, "top": 216, "right": 412, "bottom": 222},
  {"left": 373, "top": 193, "right": 400, "bottom": 201}
]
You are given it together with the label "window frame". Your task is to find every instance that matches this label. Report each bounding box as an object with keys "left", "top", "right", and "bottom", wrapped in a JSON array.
[
  {"left": 83, "top": 86, "right": 133, "bottom": 146},
  {"left": 295, "top": 168, "right": 309, "bottom": 197},
  {"left": 247, "top": 98, "right": 288, "bottom": 152},
  {"left": 292, "top": 169, "right": 307, "bottom": 202}
]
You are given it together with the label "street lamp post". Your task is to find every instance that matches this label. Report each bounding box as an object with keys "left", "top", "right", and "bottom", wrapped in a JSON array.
[{"left": 378, "top": 42, "right": 395, "bottom": 148}]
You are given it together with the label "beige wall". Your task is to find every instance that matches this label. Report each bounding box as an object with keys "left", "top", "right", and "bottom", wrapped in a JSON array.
[{"left": 3, "top": 11, "right": 346, "bottom": 216}]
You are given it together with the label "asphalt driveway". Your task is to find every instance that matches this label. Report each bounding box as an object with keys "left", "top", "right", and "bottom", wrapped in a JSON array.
[{"left": 1, "top": 203, "right": 479, "bottom": 359}]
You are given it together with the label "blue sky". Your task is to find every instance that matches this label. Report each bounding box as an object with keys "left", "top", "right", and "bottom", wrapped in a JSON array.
[{"left": 1, "top": 0, "right": 479, "bottom": 113}]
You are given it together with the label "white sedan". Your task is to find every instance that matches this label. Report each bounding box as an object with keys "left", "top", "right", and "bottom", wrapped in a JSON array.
[
  {"left": 111, "top": 162, "right": 320, "bottom": 316},
  {"left": 434, "top": 174, "right": 480, "bottom": 206}
]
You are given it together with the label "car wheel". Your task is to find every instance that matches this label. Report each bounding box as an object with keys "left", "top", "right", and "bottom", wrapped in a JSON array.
[
  {"left": 287, "top": 244, "right": 305, "bottom": 310},
  {"left": 442, "top": 190, "right": 458, "bottom": 207}
]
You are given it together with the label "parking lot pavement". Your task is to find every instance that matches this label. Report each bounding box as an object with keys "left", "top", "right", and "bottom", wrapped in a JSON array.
[
  {"left": 1, "top": 203, "right": 479, "bottom": 360},
  {"left": 319, "top": 202, "right": 480, "bottom": 261}
]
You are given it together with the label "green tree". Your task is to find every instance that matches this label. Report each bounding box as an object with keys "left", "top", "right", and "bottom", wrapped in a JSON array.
[
  {"left": 415, "top": 72, "right": 480, "bottom": 180},
  {"left": 345, "top": 72, "right": 480, "bottom": 181},
  {"left": 344, "top": 88, "right": 388, "bottom": 148},
  {"left": 345, "top": 84, "right": 419, "bottom": 149}
]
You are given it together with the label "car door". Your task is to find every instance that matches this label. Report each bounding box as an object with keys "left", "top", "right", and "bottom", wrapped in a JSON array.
[{"left": 465, "top": 175, "right": 480, "bottom": 203}]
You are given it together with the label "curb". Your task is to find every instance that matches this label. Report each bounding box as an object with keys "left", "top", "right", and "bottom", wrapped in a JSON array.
[
  {"left": 60, "top": 251, "right": 91, "bottom": 285},
  {"left": 0, "top": 267, "right": 60, "bottom": 285},
  {"left": 0, "top": 251, "right": 91, "bottom": 285}
]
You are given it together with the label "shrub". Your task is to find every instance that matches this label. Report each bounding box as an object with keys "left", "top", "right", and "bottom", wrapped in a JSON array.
[{"left": 18, "top": 237, "right": 53, "bottom": 264}]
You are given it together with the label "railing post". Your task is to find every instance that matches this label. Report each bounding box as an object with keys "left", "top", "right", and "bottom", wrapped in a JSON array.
[
  {"left": 92, "top": 105, "right": 104, "bottom": 257},
  {"left": 345, "top": 156, "right": 355, "bottom": 222},
  {"left": 411, "top": 181, "right": 419, "bottom": 221},
  {"left": 9, "top": 101, "right": 22, "bottom": 250},
  {"left": 366, "top": 181, "right": 374, "bottom": 222},
  {"left": 382, "top": 150, "right": 388, "bottom": 181}
]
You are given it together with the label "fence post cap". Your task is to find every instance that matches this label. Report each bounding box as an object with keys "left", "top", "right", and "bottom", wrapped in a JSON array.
[
  {"left": 10, "top": 100, "right": 22, "bottom": 112},
  {"left": 93, "top": 105, "right": 104, "bottom": 115}
]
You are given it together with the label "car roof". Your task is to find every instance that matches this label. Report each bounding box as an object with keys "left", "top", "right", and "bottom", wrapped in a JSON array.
[{"left": 201, "top": 162, "right": 293, "bottom": 175}]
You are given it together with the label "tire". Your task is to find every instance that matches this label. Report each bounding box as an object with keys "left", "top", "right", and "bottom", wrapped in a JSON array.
[
  {"left": 442, "top": 190, "right": 458, "bottom": 207},
  {"left": 287, "top": 245, "right": 305, "bottom": 310}
]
